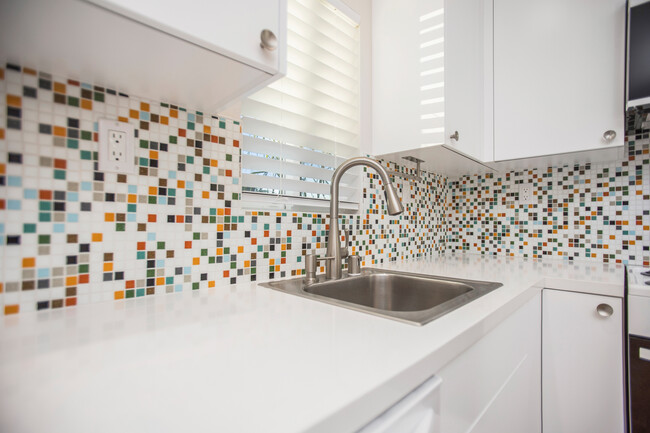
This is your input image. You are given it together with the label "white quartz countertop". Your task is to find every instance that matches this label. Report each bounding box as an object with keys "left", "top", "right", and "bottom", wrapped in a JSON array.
[{"left": 0, "top": 254, "right": 624, "bottom": 433}]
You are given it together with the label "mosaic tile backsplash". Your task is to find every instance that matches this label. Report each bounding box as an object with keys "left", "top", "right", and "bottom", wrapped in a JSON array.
[
  {"left": 0, "top": 64, "right": 448, "bottom": 315},
  {"left": 447, "top": 105, "right": 650, "bottom": 266},
  {"left": 0, "top": 64, "right": 648, "bottom": 316}
]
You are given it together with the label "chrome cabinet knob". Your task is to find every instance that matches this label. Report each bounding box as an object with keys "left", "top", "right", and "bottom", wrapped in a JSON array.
[
  {"left": 596, "top": 303, "right": 614, "bottom": 317},
  {"left": 450, "top": 131, "right": 459, "bottom": 141},
  {"left": 260, "top": 29, "right": 278, "bottom": 51},
  {"left": 603, "top": 130, "right": 616, "bottom": 141}
]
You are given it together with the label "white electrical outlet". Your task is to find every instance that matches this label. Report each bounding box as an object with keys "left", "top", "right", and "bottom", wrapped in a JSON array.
[
  {"left": 519, "top": 185, "right": 534, "bottom": 204},
  {"left": 108, "top": 129, "right": 126, "bottom": 162},
  {"left": 98, "top": 119, "right": 135, "bottom": 173}
]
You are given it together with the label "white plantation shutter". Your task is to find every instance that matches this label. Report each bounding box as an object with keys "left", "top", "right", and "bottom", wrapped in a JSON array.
[{"left": 241, "top": 0, "right": 360, "bottom": 210}]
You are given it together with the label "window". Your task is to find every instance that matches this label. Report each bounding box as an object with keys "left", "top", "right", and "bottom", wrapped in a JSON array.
[{"left": 241, "top": 0, "right": 361, "bottom": 211}]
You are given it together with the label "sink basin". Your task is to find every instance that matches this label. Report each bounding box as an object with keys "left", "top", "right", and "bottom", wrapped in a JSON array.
[{"left": 262, "top": 268, "right": 502, "bottom": 326}]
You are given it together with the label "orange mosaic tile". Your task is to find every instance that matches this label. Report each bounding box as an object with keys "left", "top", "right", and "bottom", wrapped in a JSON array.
[
  {"left": 53, "top": 126, "right": 66, "bottom": 137},
  {"left": 6, "top": 94, "right": 21, "bottom": 107},
  {"left": 53, "top": 82, "right": 66, "bottom": 93},
  {"left": 4, "top": 305, "right": 19, "bottom": 315}
]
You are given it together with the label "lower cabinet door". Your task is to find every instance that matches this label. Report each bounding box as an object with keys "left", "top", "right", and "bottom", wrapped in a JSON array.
[
  {"left": 358, "top": 375, "right": 442, "bottom": 433},
  {"left": 542, "top": 289, "right": 624, "bottom": 433},
  {"left": 437, "top": 293, "right": 542, "bottom": 433}
]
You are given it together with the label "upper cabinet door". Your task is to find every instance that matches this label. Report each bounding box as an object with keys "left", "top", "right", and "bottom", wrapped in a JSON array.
[
  {"left": 493, "top": 0, "right": 626, "bottom": 161},
  {"left": 372, "top": 0, "right": 488, "bottom": 162},
  {"left": 86, "top": 0, "right": 282, "bottom": 74},
  {"left": 444, "top": 0, "right": 491, "bottom": 161},
  {"left": 372, "top": 0, "right": 446, "bottom": 157}
]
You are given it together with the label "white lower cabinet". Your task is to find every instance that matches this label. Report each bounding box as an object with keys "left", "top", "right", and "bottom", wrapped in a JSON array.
[
  {"left": 542, "top": 289, "right": 625, "bottom": 433},
  {"left": 437, "top": 293, "right": 542, "bottom": 433},
  {"left": 360, "top": 288, "right": 626, "bottom": 433},
  {"left": 358, "top": 375, "right": 442, "bottom": 433}
]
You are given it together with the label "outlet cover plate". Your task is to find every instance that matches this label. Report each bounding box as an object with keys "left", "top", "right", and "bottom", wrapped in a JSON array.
[
  {"left": 518, "top": 185, "right": 534, "bottom": 204},
  {"left": 98, "top": 119, "right": 135, "bottom": 174}
]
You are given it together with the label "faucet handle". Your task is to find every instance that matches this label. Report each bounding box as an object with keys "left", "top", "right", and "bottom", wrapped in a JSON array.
[{"left": 305, "top": 252, "right": 334, "bottom": 284}]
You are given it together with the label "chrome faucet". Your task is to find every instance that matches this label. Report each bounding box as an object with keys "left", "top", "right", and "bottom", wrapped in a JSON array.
[{"left": 325, "top": 157, "right": 404, "bottom": 280}]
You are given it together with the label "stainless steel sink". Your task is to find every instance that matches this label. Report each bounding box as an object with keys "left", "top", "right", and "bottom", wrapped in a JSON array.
[{"left": 261, "top": 268, "right": 502, "bottom": 326}]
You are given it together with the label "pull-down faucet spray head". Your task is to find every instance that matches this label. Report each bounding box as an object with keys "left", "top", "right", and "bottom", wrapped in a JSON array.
[{"left": 384, "top": 183, "right": 404, "bottom": 215}]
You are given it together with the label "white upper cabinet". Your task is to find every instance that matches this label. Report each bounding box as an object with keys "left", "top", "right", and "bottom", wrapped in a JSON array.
[
  {"left": 372, "top": 0, "right": 441, "bottom": 157},
  {"left": 85, "top": 0, "right": 282, "bottom": 74},
  {"left": 0, "top": 0, "right": 287, "bottom": 114},
  {"left": 493, "top": 0, "right": 626, "bottom": 161},
  {"left": 372, "top": 0, "right": 490, "bottom": 166},
  {"left": 444, "top": 0, "right": 492, "bottom": 161}
]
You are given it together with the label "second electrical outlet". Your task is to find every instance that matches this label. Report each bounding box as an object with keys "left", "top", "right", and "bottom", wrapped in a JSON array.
[
  {"left": 519, "top": 185, "right": 534, "bottom": 204},
  {"left": 98, "top": 119, "right": 135, "bottom": 174}
]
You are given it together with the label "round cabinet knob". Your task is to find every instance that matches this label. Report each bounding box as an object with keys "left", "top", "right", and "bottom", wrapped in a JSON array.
[
  {"left": 449, "top": 131, "right": 459, "bottom": 141},
  {"left": 603, "top": 130, "right": 616, "bottom": 141},
  {"left": 596, "top": 303, "right": 614, "bottom": 317},
  {"left": 260, "top": 29, "right": 278, "bottom": 51}
]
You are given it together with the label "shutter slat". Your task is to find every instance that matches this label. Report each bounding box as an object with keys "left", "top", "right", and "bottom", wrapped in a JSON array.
[
  {"left": 268, "top": 76, "right": 359, "bottom": 118},
  {"left": 241, "top": 0, "right": 360, "bottom": 205},
  {"left": 242, "top": 153, "right": 358, "bottom": 185},
  {"left": 247, "top": 87, "right": 359, "bottom": 132},
  {"left": 242, "top": 117, "right": 358, "bottom": 157},
  {"left": 242, "top": 99, "right": 358, "bottom": 149}
]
